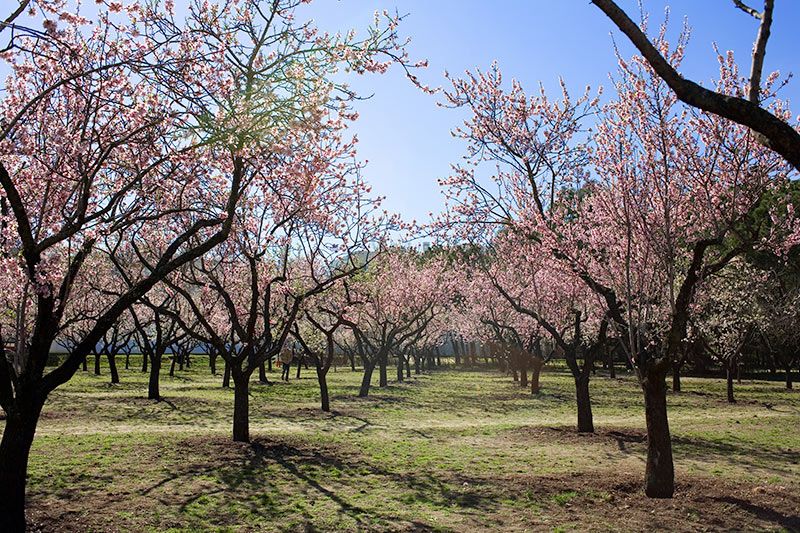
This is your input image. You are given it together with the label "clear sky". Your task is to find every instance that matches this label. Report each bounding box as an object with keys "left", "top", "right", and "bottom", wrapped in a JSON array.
[{"left": 297, "top": 0, "right": 800, "bottom": 223}]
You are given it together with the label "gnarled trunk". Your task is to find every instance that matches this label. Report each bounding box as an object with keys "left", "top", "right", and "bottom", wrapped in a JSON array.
[
  {"left": 94, "top": 351, "right": 101, "bottom": 375},
  {"left": 642, "top": 370, "right": 674, "bottom": 498},
  {"left": 0, "top": 395, "right": 44, "bottom": 533}
]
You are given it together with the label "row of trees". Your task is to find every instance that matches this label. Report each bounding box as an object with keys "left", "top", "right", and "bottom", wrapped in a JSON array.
[
  {"left": 0, "top": 0, "right": 431, "bottom": 528},
  {"left": 1, "top": 0, "right": 798, "bottom": 529},
  {"left": 435, "top": 2, "right": 799, "bottom": 500}
]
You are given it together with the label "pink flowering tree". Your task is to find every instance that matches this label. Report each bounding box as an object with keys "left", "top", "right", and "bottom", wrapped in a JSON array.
[
  {"left": 158, "top": 130, "right": 388, "bottom": 442},
  {"left": 0, "top": 0, "right": 421, "bottom": 525},
  {"left": 440, "top": 31, "right": 795, "bottom": 497},
  {"left": 338, "top": 250, "right": 453, "bottom": 397}
]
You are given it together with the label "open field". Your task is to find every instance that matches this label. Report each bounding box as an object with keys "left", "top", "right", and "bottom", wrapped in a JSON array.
[{"left": 11, "top": 360, "right": 800, "bottom": 532}]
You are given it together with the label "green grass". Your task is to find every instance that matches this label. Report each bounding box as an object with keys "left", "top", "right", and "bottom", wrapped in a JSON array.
[{"left": 9, "top": 357, "right": 800, "bottom": 531}]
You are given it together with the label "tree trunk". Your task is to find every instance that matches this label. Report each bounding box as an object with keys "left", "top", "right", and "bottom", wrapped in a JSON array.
[
  {"left": 125, "top": 352, "right": 130, "bottom": 370},
  {"left": 786, "top": 366, "right": 793, "bottom": 390},
  {"left": 672, "top": 361, "right": 681, "bottom": 392},
  {"left": 359, "top": 361, "right": 376, "bottom": 397},
  {"left": 108, "top": 352, "right": 120, "bottom": 384},
  {"left": 209, "top": 352, "right": 217, "bottom": 375},
  {"left": 81, "top": 354, "right": 88, "bottom": 371},
  {"left": 379, "top": 356, "right": 388, "bottom": 387},
  {"left": 0, "top": 397, "right": 44, "bottom": 533},
  {"left": 530, "top": 357, "right": 544, "bottom": 394},
  {"left": 726, "top": 359, "right": 736, "bottom": 403},
  {"left": 94, "top": 351, "right": 101, "bottom": 375},
  {"left": 148, "top": 353, "right": 162, "bottom": 401},
  {"left": 607, "top": 350, "right": 616, "bottom": 379},
  {"left": 512, "top": 369, "right": 518, "bottom": 382},
  {"left": 258, "top": 363, "right": 268, "bottom": 383},
  {"left": 169, "top": 353, "right": 177, "bottom": 377},
  {"left": 222, "top": 360, "right": 231, "bottom": 388},
  {"left": 396, "top": 354, "right": 404, "bottom": 383},
  {"left": 317, "top": 366, "right": 330, "bottom": 412},
  {"left": 232, "top": 372, "right": 250, "bottom": 442},
  {"left": 642, "top": 371, "right": 674, "bottom": 498},
  {"left": 575, "top": 375, "right": 594, "bottom": 433},
  {"left": 296, "top": 357, "right": 302, "bottom": 379},
  {"left": 520, "top": 368, "right": 528, "bottom": 389},
  {"left": 414, "top": 354, "right": 421, "bottom": 375},
  {"left": 267, "top": 355, "right": 272, "bottom": 372},
  {"left": 141, "top": 351, "right": 148, "bottom": 373},
  {"left": 405, "top": 357, "right": 411, "bottom": 378}
]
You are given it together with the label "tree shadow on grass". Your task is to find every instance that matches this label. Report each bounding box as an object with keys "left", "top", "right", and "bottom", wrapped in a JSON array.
[
  {"left": 671, "top": 434, "right": 800, "bottom": 476},
  {"left": 138, "top": 437, "right": 498, "bottom": 530}
]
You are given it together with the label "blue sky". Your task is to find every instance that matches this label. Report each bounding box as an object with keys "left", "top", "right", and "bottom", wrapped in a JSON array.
[{"left": 298, "top": 0, "right": 800, "bottom": 223}]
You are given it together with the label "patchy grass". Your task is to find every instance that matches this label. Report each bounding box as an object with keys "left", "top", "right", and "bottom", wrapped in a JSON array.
[{"left": 8, "top": 358, "right": 800, "bottom": 531}]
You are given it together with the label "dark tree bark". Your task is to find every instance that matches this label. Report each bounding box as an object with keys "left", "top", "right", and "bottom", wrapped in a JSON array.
[
  {"left": 786, "top": 366, "right": 793, "bottom": 390},
  {"left": 209, "top": 350, "right": 217, "bottom": 375},
  {"left": 108, "top": 352, "right": 120, "bottom": 384},
  {"left": 317, "top": 365, "right": 330, "bottom": 412},
  {"left": 396, "top": 353, "right": 404, "bottom": 383},
  {"left": 359, "top": 361, "right": 376, "bottom": 397},
  {"left": 642, "top": 369, "right": 674, "bottom": 498},
  {"left": 575, "top": 374, "right": 594, "bottom": 433},
  {"left": 148, "top": 353, "right": 162, "bottom": 401},
  {"left": 222, "top": 360, "right": 231, "bottom": 388},
  {"left": 379, "top": 355, "right": 388, "bottom": 387},
  {"left": 258, "top": 363, "right": 269, "bottom": 383},
  {"left": 232, "top": 372, "right": 250, "bottom": 442},
  {"left": 726, "top": 357, "right": 737, "bottom": 403},
  {"left": 94, "top": 350, "right": 101, "bottom": 375},
  {"left": 0, "top": 394, "right": 45, "bottom": 533},
  {"left": 672, "top": 361, "right": 681, "bottom": 392}
]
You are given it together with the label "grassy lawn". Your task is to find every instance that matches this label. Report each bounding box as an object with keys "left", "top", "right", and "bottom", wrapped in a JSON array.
[{"left": 11, "top": 358, "right": 800, "bottom": 532}]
